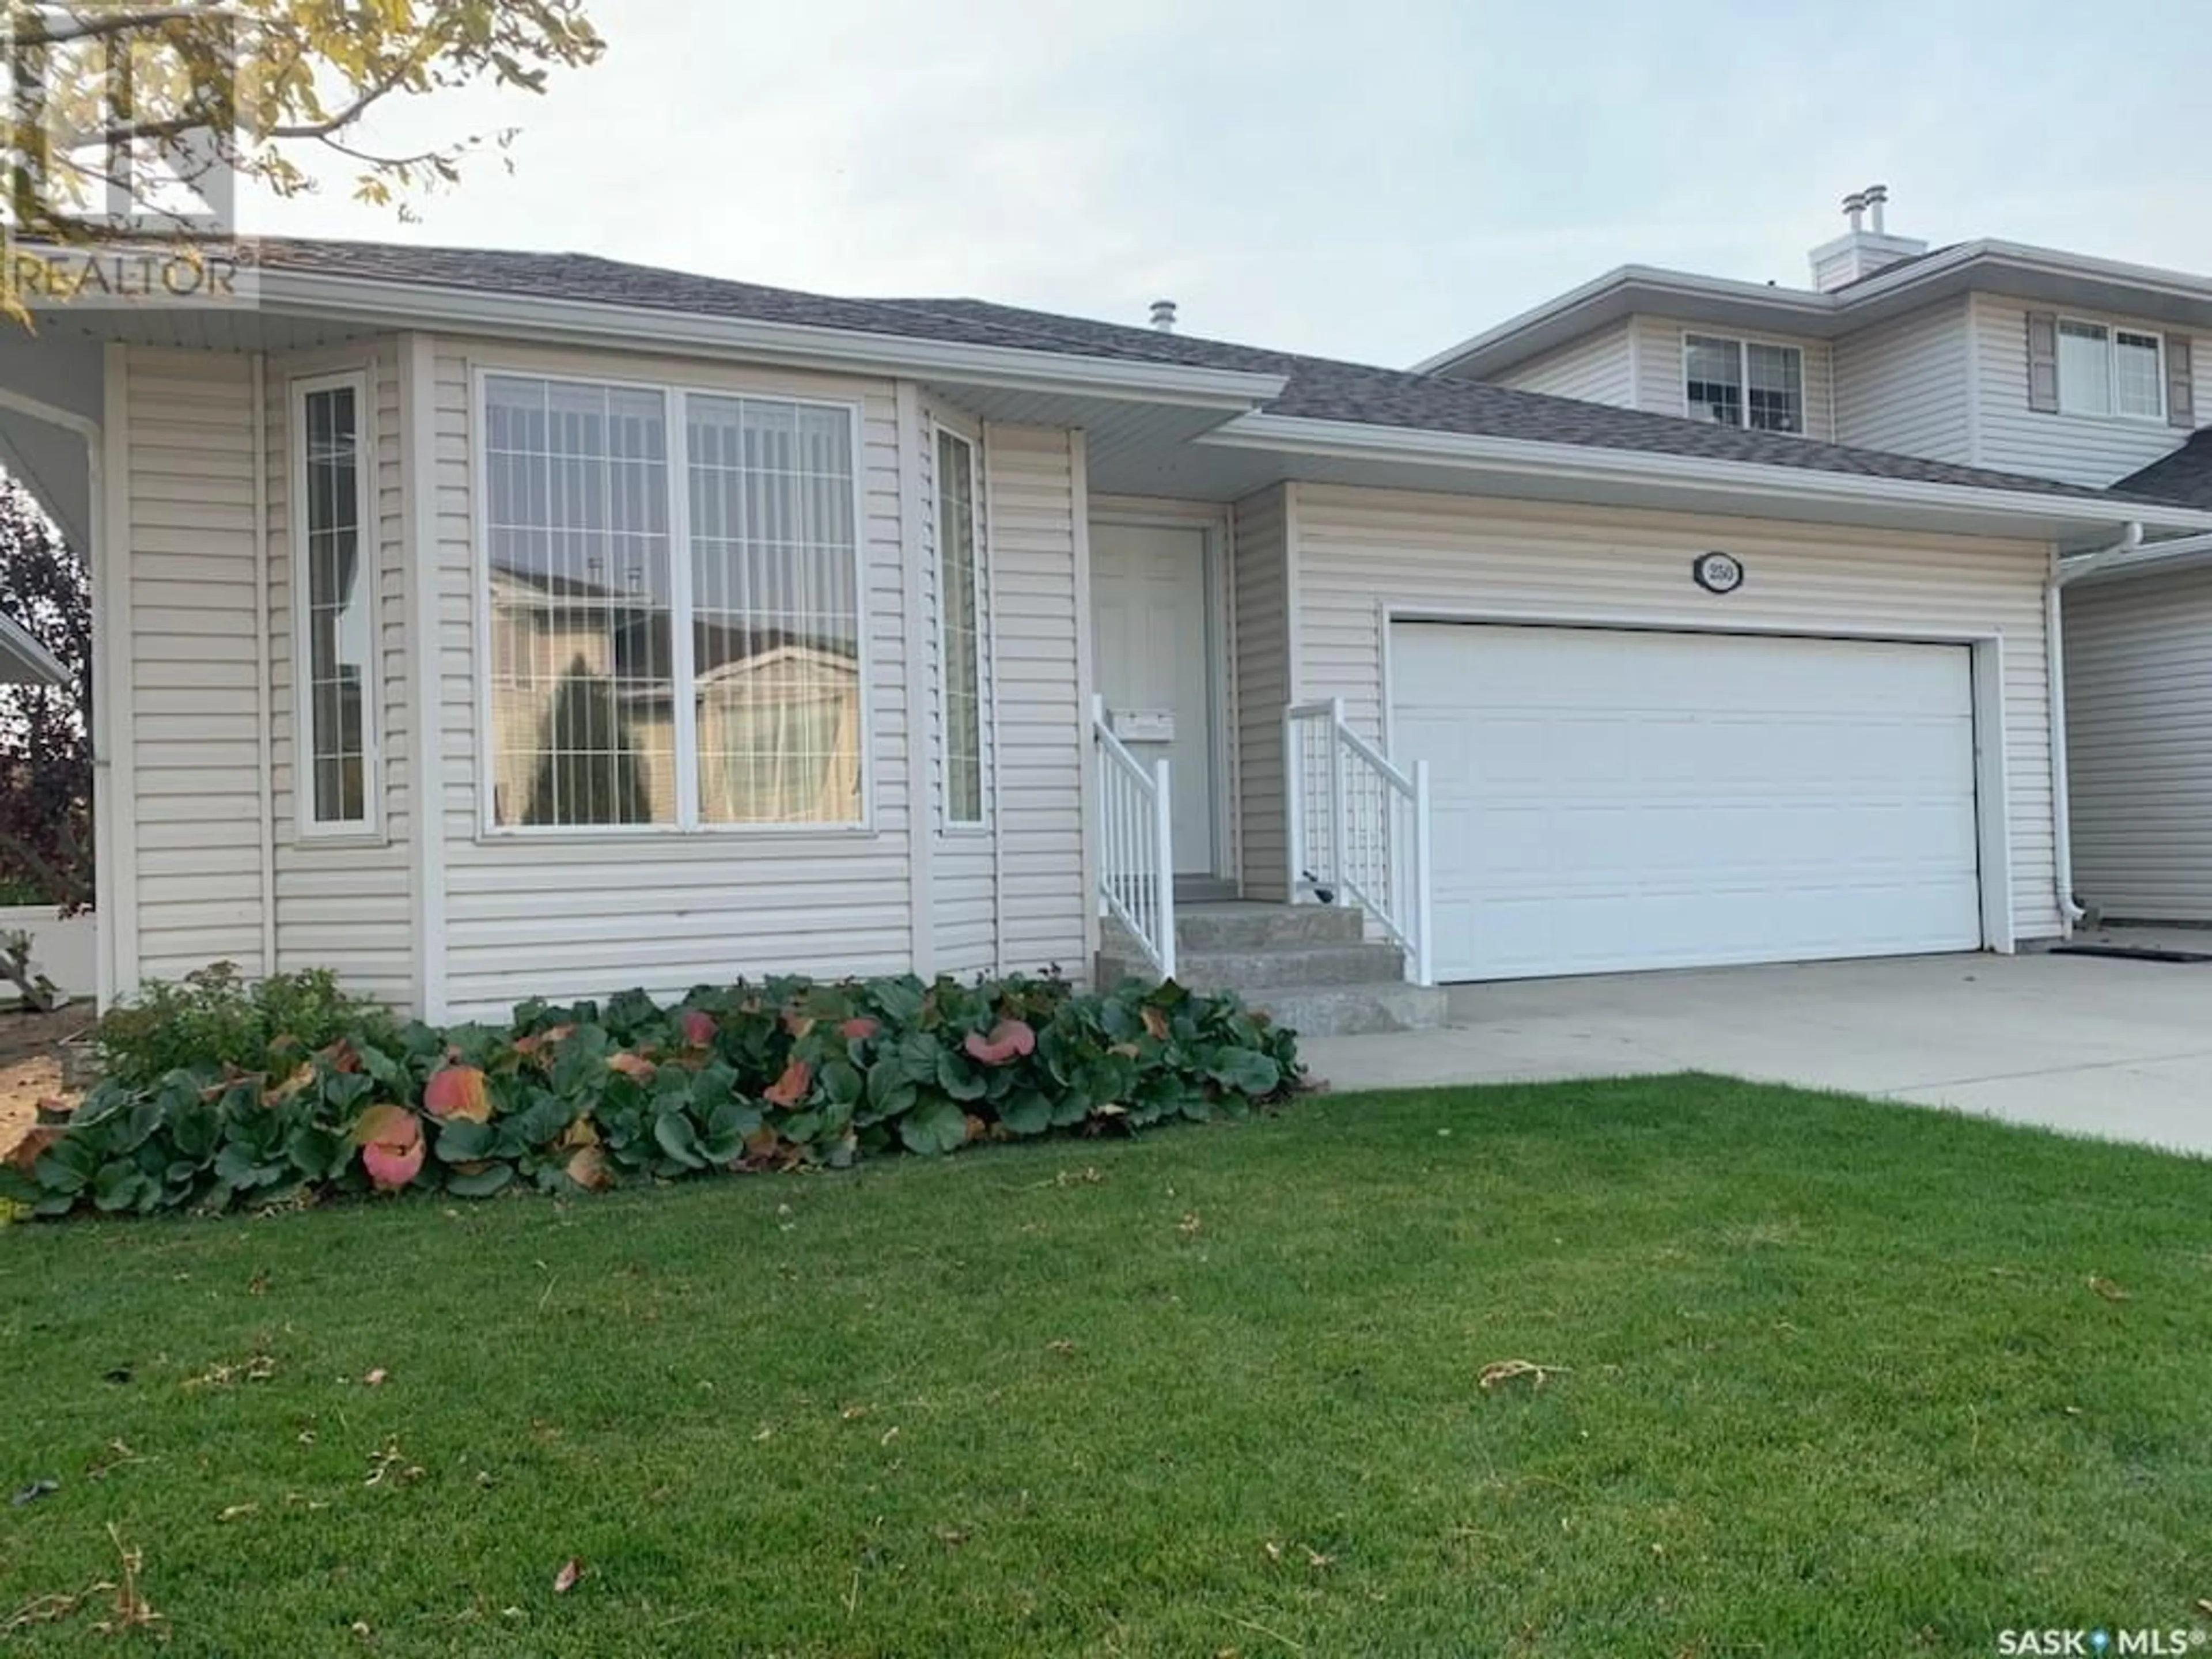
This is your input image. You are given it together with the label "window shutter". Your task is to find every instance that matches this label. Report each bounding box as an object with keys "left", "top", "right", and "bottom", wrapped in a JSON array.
[
  {"left": 2166, "top": 333, "right": 2195, "bottom": 429},
  {"left": 2026, "top": 312, "right": 2059, "bottom": 414}
]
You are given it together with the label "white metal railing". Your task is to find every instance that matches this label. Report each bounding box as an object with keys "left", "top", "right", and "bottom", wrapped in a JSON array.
[
  {"left": 1092, "top": 695, "right": 1177, "bottom": 979},
  {"left": 1286, "top": 698, "right": 1434, "bottom": 986}
]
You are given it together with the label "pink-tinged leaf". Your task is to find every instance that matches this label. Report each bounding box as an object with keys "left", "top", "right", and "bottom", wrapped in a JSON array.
[
  {"left": 679, "top": 1010, "right": 717, "bottom": 1048},
  {"left": 840, "top": 1017, "right": 878, "bottom": 1042},
  {"left": 963, "top": 1019, "right": 1037, "bottom": 1067},
  {"left": 423, "top": 1065, "right": 492, "bottom": 1123},
  {"left": 764, "top": 1059, "right": 812, "bottom": 1108},
  {"left": 783, "top": 1011, "right": 816, "bottom": 1039},
  {"left": 607, "top": 1051, "right": 656, "bottom": 1081},
  {"left": 513, "top": 1024, "right": 575, "bottom": 1061},
  {"left": 353, "top": 1104, "right": 421, "bottom": 1150},
  {"left": 566, "top": 1146, "right": 612, "bottom": 1192},
  {"left": 362, "top": 1135, "right": 425, "bottom": 1191}
]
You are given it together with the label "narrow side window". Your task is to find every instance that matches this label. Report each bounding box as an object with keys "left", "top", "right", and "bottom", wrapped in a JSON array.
[{"left": 295, "top": 377, "right": 378, "bottom": 833}]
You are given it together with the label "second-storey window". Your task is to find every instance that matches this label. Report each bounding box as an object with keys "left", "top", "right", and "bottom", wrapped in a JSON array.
[
  {"left": 2057, "top": 320, "right": 2164, "bottom": 420},
  {"left": 294, "top": 374, "right": 378, "bottom": 835},
  {"left": 483, "top": 373, "right": 863, "bottom": 831},
  {"left": 1684, "top": 334, "right": 1804, "bottom": 434}
]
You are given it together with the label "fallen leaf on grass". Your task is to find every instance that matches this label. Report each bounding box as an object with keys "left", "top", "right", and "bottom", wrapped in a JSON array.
[
  {"left": 10, "top": 1479, "right": 58, "bottom": 1506},
  {"left": 2088, "top": 1275, "right": 2132, "bottom": 1302},
  {"left": 1047, "top": 1339, "right": 1077, "bottom": 1357},
  {"left": 554, "top": 1558, "right": 585, "bottom": 1594},
  {"left": 217, "top": 1504, "right": 257, "bottom": 1524},
  {"left": 363, "top": 1368, "right": 388, "bottom": 1387},
  {"left": 185, "top": 1353, "right": 275, "bottom": 1389},
  {"left": 1478, "top": 1359, "right": 1571, "bottom": 1391},
  {"left": 1177, "top": 1213, "right": 1203, "bottom": 1238}
]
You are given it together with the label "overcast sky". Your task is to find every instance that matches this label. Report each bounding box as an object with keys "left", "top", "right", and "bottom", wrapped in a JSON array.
[{"left": 245, "top": 0, "right": 2206, "bottom": 368}]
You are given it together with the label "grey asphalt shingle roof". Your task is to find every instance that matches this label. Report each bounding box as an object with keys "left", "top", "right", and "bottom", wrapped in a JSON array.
[
  {"left": 2116, "top": 430, "right": 2212, "bottom": 510},
  {"left": 255, "top": 237, "right": 2169, "bottom": 506}
]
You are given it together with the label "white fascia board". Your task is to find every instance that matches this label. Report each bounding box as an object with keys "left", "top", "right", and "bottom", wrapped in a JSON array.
[
  {"left": 1412, "top": 264, "right": 1838, "bottom": 376},
  {"left": 0, "top": 611, "right": 66, "bottom": 685},
  {"left": 1845, "top": 240, "right": 2212, "bottom": 310},
  {"left": 254, "top": 271, "right": 1288, "bottom": 409},
  {"left": 2061, "top": 531, "right": 2212, "bottom": 588},
  {"left": 1199, "top": 412, "right": 2212, "bottom": 538}
]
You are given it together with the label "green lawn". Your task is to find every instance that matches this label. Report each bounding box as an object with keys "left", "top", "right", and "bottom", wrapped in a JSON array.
[{"left": 3, "top": 1076, "right": 2210, "bottom": 1657}]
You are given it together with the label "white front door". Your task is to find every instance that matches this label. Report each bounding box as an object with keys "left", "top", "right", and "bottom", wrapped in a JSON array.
[
  {"left": 1091, "top": 522, "right": 1217, "bottom": 877},
  {"left": 1392, "top": 622, "right": 1983, "bottom": 980}
]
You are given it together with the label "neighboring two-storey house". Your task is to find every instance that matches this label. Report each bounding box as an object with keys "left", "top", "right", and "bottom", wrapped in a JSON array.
[{"left": 1418, "top": 187, "right": 2212, "bottom": 929}]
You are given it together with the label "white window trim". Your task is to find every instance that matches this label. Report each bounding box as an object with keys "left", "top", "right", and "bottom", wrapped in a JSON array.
[
  {"left": 1680, "top": 331, "right": 1807, "bottom": 436},
  {"left": 469, "top": 364, "right": 874, "bottom": 839},
  {"left": 2056, "top": 316, "right": 2166, "bottom": 424},
  {"left": 290, "top": 369, "right": 384, "bottom": 843},
  {"left": 932, "top": 420, "right": 989, "bottom": 832}
]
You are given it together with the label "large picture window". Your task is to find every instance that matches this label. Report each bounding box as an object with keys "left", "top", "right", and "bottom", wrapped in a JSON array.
[
  {"left": 293, "top": 374, "right": 378, "bottom": 834},
  {"left": 935, "top": 428, "right": 984, "bottom": 826},
  {"left": 482, "top": 373, "right": 863, "bottom": 831}
]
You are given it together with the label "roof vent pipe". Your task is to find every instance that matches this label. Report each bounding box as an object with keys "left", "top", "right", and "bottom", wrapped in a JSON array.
[
  {"left": 1842, "top": 190, "right": 1867, "bottom": 233},
  {"left": 1149, "top": 299, "right": 1177, "bottom": 334},
  {"left": 1864, "top": 183, "right": 1889, "bottom": 234}
]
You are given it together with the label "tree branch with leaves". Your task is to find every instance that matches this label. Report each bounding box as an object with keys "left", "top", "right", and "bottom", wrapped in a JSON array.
[{"left": 5, "top": 0, "right": 604, "bottom": 238}]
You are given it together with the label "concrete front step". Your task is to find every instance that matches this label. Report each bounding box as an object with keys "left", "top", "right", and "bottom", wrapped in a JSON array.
[
  {"left": 1110, "top": 900, "right": 1366, "bottom": 953},
  {"left": 1097, "top": 899, "right": 1444, "bottom": 1036},
  {"left": 1098, "top": 941, "right": 1409, "bottom": 994},
  {"left": 1241, "top": 981, "right": 1450, "bottom": 1037}
]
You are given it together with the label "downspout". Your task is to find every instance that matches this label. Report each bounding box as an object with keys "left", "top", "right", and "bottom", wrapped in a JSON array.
[
  {"left": 2046, "top": 520, "right": 2143, "bottom": 933},
  {"left": 251, "top": 354, "right": 278, "bottom": 978}
]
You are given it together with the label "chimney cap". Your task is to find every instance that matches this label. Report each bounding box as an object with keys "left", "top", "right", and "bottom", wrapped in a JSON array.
[{"left": 1149, "top": 298, "right": 1177, "bottom": 333}]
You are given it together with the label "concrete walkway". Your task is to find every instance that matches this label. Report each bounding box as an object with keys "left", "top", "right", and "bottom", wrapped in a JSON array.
[{"left": 1298, "top": 944, "right": 2212, "bottom": 1156}]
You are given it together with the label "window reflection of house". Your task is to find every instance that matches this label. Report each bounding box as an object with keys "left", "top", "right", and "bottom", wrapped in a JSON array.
[{"left": 487, "top": 560, "right": 858, "bottom": 827}]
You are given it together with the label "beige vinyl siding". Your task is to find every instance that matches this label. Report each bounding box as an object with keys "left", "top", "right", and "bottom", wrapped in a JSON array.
[
  {"left": 983, "top": 424, "right": 1089, "bottom": 978},
  {"left": 118, "top": 346, "right": 268, "bottom": 984},
  {"left": 923, "top": 397, "right": 998, "bottom": 978},
  {"left": 1629, "top": 316, "right": 1835, "bottom": 441},
  {"left": 1289, "top": 486, "right": 2062, "bottom": 944},
  {"left": 1493, "top": 322, "right": 1635, "bottom": 406},
  {"left": 1230, "top": 483, "right": 1293, "bottom": 900},
  {"left": 1831, "top": 299, "right": 1974, "bottom": 463},
  {"left": 264, "top": 341, "right": 415, "bottom": 1003},
  {"left": 2064, "top": 567, "right": 2212, "bottom": 921},
  {"left": 1971, "top": 296, "right": 2204, "bottom": 486},
  {"left": 429, "top": 342, "right": 915, "bottom": 1018}
]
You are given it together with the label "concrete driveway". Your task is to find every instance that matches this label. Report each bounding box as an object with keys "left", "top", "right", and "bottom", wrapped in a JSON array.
[{"left": 1298, "top": 941, "right": 2212, "bottom": 1156}]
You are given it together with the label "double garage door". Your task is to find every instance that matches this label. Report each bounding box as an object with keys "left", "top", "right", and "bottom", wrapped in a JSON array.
[{"left": 1391, "top": 623, "right": 1984, "bottom": 982}]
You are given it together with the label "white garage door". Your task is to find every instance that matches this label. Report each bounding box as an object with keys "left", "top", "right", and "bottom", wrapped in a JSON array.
[{"left": 1392, "top": 623, "right": 1983, "bottom": 981}]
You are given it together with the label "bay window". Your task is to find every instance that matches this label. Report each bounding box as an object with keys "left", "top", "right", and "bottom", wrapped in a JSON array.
[
  {"left": 935, "top": 428, "right": 984, "bottom": 826},
  {"left": 293, "top": 373, "right": 379, "bottom": 835},
  {"left": 482, "top": 373, "right": 863, "bottom": 831}
]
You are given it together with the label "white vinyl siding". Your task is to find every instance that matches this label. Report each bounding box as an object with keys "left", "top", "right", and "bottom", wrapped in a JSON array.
[
  {"left": 1627, "top": 317, "right": 1834, "bottom": 441},
  {"left": 1831, "top": 299, "right": 1975, "bottom": 463},
  {"left": 981, "top": 424, "right": 1089, "bottom": 978},
  {"left": 1288, "top": 484, "right": 2062, "bottom": 945},
  {"left": 116, "top": 346, "right": 268, "bottom": 985},
  {"left": 1490, "top": 321, "right": 1636, "bottom": 406},
  {"left": 1971, "top": 297, "right": 2204, "bottom": 486},
  {"left": 2064, "top": 567, "right": 2212, "bottom": 922},
  {"left": 432, "top": 343, "right": 915, "bottom": 1017},
  {"left": 265, "top": 341, "right": 415, "bottom": 1005},
  {"left": 1229, "top": 483, "right": 1293, "bottom": 900}
]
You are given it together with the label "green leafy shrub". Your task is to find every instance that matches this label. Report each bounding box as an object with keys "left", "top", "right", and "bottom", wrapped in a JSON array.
[
  {"left": 90, "top": 963, "right": 398, "bottom": 1092},
  {"left": 3, "top": 972, "right": 1301, "bottom": 1220}
]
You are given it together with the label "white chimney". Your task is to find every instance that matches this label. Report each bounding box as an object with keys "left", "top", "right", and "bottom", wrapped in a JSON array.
[
  {"left": 1808, "top": 183, "right": 1927, "bottom": 293},
  {"left": 1149, "top": 298, "right": 1177, "bottom": 333}
]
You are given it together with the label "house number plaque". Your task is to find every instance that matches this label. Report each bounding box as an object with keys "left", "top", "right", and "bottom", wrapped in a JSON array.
[{"left": 1694, "top": 552, "right": 1745, "bottom": 594}]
